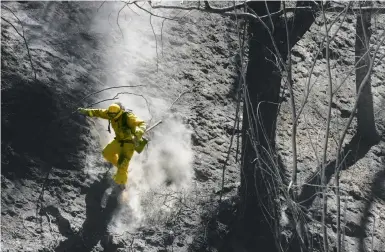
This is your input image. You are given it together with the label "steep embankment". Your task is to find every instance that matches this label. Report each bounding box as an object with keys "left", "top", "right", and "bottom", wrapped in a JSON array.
[
  {"left": 2, "top": 2, "right": 240, "bottom": 252},
  {"left": 277, "top": 11, "right": 385, "bottom": 252}
]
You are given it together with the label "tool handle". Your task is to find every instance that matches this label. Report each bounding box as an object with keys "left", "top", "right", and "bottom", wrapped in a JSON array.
[{"left": 145, "top": 120, "right": 162, "bottom": 133}]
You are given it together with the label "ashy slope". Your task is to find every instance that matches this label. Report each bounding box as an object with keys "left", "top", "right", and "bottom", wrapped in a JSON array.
[{"left": 1, "top": 2, "right": 240, "bottom": 252}]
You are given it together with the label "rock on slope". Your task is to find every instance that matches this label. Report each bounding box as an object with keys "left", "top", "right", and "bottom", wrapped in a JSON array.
[{"left": 2, "top": 2, "right": 241, "bottom": 252}]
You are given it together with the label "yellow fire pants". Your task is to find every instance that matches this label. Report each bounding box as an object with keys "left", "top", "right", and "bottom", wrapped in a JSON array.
[{"left": 102, "top": 139, "right": 135, "bottom": 185}]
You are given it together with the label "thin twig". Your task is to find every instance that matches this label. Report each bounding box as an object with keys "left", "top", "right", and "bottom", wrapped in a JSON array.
[
  {"left": 150, "top": 2, "right": 385, "bottom": 22},
  {"left": 97, "top": 1, "right": 106, "bottom": 12},
  {"left": 126, "top": 3, "right": 140, "bottom": 16},
  {"left": 219, "top": 87, "right": 241, "bottom": 202},
  {"left": 245, "top": 5, "right": 287, "bottom": 73},
  {"left": 297, "top": 3, "right": 351, "bottom": 122},
  {"left": 283, "top": 1, "right": 298, "bottom": 197},
  {"left": 328, "top": 5, "right": 385, "bottom": 14},
  {"left": 74, "top": 85, "right": 144, "bottom": 109},
  {"left": 161, "top": 18, "right": 166, "bottom": 57},
  {"left": 152, "top": 1, "right": 312, "bottom": 20},
  {"left": 36, "top": 166, "right": 54, "bottom": 217},
  {"left": 332, "top": 50, "right": 370, "bottom": 95},
  {"left": 168, "top": 89, "right": 191, "bottom": 110},
  {"left": 22, "top": 213, "right": 37, "bottom": 235},
  {"left": 334, "top": 25, "right": 385, "bottom": 252},
  {"left": 371, "top": 214, "right": 376, "bottom": 252},
  {"left": 45, "top": 212, "right": 58, "bottom": 243},
  {"left": 108, "top": 11, "right": 114, "bottom": 27},
  {"left": 134, "top": 2, "right": 187, "bottom": 22},
  {"left": 264, "top": 0, "right": 275, "bottom": 33},
  {"left": 220, "top": 6, "right": 242, "bottom": 201},
  {"left": 160, "top": 9, "right": 186, "bottom": 57},
  {"left": 87, "top": 91, "right": 152, "bottom": 121},
  {"left": 149, "top": 14, "right": 159, "bottom": 72},
  {"left": 1, "top": 6, "right": 37, "bottom": 80},
  {"left": 321, "top": 4, "right": 333, "bottom": 251},
  {"left": 117, "top": 3, "right": 127, "bottom": 38}
]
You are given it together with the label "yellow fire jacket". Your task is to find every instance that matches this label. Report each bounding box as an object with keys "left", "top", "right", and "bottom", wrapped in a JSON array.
[{"left": 84, "top": 109, "right": 146, "bottom": 141}]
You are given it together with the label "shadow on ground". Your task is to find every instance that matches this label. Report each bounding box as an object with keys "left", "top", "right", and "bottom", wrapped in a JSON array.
[
  {"left": 187, "top": 197, "right": 238, "bottom": 252},
  {"left": 45, "top": 175, "right": 123, "bottom": 252},
  {"left": 1, "top": 1, "right": 101, "bottom": 181},
  {"left": 299, "top": 134, "right": 378, "bottom": 208},
  {"left": 358, "top": 155, "right": 385, "bottom": 252},
  {"left": 1, "top": 73, "right": 90, "bottom": 180}
]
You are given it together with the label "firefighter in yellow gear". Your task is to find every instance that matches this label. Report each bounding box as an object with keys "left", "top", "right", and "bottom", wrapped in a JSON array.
[{"left": 78, "top": 103, "right": 146, "bottom": 186}]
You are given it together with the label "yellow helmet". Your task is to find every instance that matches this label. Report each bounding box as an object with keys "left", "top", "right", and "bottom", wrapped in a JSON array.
[
  {"left": 107, "top": 103, "right": 123, "bottom": 119},
  {"left": 108, "top": 103, "right": 121, "bottom": 113}
]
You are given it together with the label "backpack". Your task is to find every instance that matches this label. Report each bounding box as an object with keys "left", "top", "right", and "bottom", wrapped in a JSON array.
[
  {"left": 107, "top": 109, "right": 132, "bottom": 134},
  {"left": 107, "top": 110, "right": 148, "bottom": 153}
]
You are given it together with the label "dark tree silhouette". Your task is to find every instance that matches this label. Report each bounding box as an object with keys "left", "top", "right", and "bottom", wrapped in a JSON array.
[
  {"left": 236, "top": 2, "right": 318, "bottom": 252},
  {"left": 355, "top": 1, "right": 380, "bottom": 144}
]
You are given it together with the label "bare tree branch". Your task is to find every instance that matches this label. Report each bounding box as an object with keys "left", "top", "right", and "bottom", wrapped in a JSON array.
[
  {"left": 264, "top": 0, "right": 275, "bottom": 33},
  {"left": 151, "top": 1, "right": 314, "bottom": 21},
  {"left": 168, "top": 89, "right": 191, "bottom": 110},
  {"left": 297, "top": 3, "right": 351, "bottom": 122},
  {"left": 88, "top": 91, "right": 153, "bottom": 121},
  {"left": 159, "top": 9, "right": 193, "bottom": 57},
  {"left": 74, "top": 85, "right": 145, "bottom": 110},
  {"left": 283, "top": 2, "right": 299, "bottom": 210},
  {"left": 328, "top": 5, "right": 385, "bottom": 14},
  {"left": 117, "top": 3, "right": 127, "bottom": 38},
  {"left": 133, "top": 2, "right": 189, "bottom": 23},
  {"left": 150, "top": 1, "right": 247, "bottom": 12},
  {"left": 334, "top": 29, "right": 385, "bottom": 252},
  {"left": 149, "top": 1, "right": 385, "bottom": 26},
  {"left": 320, "top": 4, "right": 334, "bottom": 251}
]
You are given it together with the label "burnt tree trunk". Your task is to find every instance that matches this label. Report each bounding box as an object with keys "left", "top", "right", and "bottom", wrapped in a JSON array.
[
  {"left": 355, "top": 3, "right": 380, "bottom": 144},
  {"left": 234, "top": 1, "right": 318, "bottom": 252}
]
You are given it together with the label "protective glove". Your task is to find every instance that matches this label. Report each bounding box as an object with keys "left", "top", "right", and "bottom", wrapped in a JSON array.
[
  {"left": 135, "top": 129, "right": 144, "bottom": 140},
  {"left": 77, "top": 108, "right": 89, "bottom": 116}
]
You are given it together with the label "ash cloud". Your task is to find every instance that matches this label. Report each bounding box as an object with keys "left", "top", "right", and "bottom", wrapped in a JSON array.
[{"left": 82, "top": 2, "right": 194, "bottom": 232}]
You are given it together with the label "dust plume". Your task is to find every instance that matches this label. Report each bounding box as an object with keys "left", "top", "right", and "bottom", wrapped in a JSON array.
[{"left": 83, "top": 2, "right": 195, "bottom": 233}]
